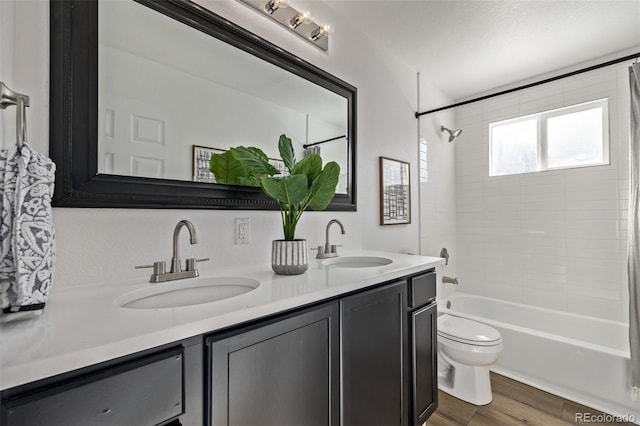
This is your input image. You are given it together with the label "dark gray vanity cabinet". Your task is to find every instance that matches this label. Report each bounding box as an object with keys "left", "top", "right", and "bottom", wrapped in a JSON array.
[
  {"left": 408, "top": 271, "right": 438, "bottom": 426},
  {"left": 410, "top": 302, "right": 438, "bottom": 425},
  {"left": 1, "top": 346, "right": 191, "bottom": 426},
  {"left": 340, "top": 280, "right": 409, "bottom": 426},
  {"left": 207, "top": 302, "right": 340, "bottom": 426},
  {"left": 1, "top": 269, "right": 439, "bottom": 426}
]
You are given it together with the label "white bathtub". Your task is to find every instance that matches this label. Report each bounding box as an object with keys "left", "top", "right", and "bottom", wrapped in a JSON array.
[{"left": 440, "top": 292, "right": 640, "bottom": 423}]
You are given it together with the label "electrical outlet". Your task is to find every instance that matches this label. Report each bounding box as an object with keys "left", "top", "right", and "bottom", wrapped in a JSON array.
[{"left": 235, "top": 218, "right": 250, "bottom": 245}]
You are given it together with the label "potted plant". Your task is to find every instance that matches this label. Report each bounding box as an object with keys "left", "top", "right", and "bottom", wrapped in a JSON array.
[{"left": 210, "top": 134, "right": 340, "bottom": 274}]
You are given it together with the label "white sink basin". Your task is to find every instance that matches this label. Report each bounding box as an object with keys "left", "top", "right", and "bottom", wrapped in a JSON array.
[
  {"left": 321, "top": 256, "right": 393, "bottom": 268},
  {"left": 115, "top": 277, "right": 260, "bottom": 309}
]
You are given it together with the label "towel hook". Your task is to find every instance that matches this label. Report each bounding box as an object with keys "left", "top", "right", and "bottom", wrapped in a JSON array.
[{"left": 0, "top": 81, "right": 30, "bottom": 149}]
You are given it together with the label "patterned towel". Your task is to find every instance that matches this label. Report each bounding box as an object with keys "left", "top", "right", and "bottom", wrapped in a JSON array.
[{"left": 0, "top": 143, "right": 56, "bottom": 314}]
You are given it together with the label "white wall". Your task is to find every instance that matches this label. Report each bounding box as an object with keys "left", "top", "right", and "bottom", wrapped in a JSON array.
[
  {"left": 5, "top": 0, "right": 421, "bottom": 288},
  {"left": 100, "top": 45, "right": 315, "bottom": 180},
  {"left": 99, "top": 8, "right": 348, "bottom": 182},
  {"left": 454, "top": 51, "right": 635, "bottom": 322},
  {"left": 0, "top": 1, "right": 48, "bottom": 151},
  {"left": 0, "top": 0, "right": 15, "bottom": 148}
]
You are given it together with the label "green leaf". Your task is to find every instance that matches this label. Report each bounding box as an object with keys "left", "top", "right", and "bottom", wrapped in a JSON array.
[
  {"left": 282, "top": 204, "right": 299, "bottom": 240},
  {"left": 307, "top": 162, "right": 340, "bottom": 211},
  {"left": 292, "top": 154, "right": 322, "bottom": 188},
  {"left": 236, "top": 176, "right": 262, "bottom": 187},
  {"left": 247, "top": 147, "right": 272, "bottom": 164},
  {"left": 230, "top": 146, "right": 279, "bottom": 176},
  {"left": 213, "top": 134, "right": 339, "bottom": 240},
  {"left": 260, "top": 175, "right": 308, "bottom": 206},
  {"left": 278, "top": 134, "right": 296, "bottom": 173},
  {"left": 210, "top": 151, "right": 250, "bottom": 185}
]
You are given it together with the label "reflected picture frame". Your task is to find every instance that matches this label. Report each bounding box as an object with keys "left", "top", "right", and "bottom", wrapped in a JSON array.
[
  {"left": 379, "top": 156, "right": 411, "bottom": 225},
  {"left": 192, "top": 145, "right": 289, "bottom": 184},
  {"left": 192, "top": 145, "right": 226, "bottom": 183}
]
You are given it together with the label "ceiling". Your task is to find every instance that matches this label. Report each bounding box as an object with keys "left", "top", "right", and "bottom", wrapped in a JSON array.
[{"left": 323, "top": 0, "right": 640, "bottom": 100}]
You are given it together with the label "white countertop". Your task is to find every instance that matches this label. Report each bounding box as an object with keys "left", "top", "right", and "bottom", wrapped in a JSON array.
[{"left": 0, "top": 250, "right": 443, "bottom": 391}]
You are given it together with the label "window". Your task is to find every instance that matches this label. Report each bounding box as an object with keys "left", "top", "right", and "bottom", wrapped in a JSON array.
[
  {"left": 419, "top": 138, "right": 428, "bottom": 182},
  {"left": 489, "top": 99, "right": 609, "bottom": 176}
]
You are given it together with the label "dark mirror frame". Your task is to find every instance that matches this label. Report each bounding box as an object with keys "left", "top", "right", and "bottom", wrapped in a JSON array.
[{"left": 50, "top": 0, "right": 357, "bottom": 210}]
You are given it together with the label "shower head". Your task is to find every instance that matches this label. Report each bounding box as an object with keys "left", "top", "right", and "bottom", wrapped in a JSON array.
[{"left": 441, "top": 125, "right": 462, "bottom": 142}]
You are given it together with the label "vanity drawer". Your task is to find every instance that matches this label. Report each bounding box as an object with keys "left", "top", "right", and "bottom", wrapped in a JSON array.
[
  {"left": 4, "top": 347, "right": 184, "bottom": 426},
  {"left": 409, "top": 271, "right": 436, "bottom": 308}
]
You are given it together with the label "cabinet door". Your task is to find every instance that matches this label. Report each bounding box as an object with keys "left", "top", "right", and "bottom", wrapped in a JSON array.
[
  {"left": 341, "top": 280, "right": 408, "bottom": 426},
  {"left": 208, "top": 302, "right": 339, "bottom": 426},
  {"left": 411, "top": 302, "right": 438, "bottom": 425},
  {"left": 3, "top": 348, "right": 184, "bottom": 426}
]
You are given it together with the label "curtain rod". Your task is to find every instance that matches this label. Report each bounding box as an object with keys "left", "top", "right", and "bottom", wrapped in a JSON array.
[
  {"left": 303, "top": 135, "right": 346, "bottom": 148},
  {"left": 415, "top": 52, "right": 640, "bottom": 118}
]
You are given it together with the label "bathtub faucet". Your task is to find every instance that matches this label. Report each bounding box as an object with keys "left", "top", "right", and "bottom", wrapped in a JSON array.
[{"left": 442, "top": 276, "right": 458, "bottom": 285}]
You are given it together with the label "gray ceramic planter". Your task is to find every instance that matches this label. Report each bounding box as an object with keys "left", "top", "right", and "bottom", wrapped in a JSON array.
[{"left": 271, "top": 239, "right": 309, "bottom": 275}]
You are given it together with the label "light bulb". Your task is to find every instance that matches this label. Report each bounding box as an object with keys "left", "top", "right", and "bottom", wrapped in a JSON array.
[
  {"left": 265, "top": 0, "right": 287, "bottom": 15},
  {"left": 289, "top": 11, "right": 311, "bottom": 29},
  {"left": 310, "top": 24, "right": 331, "bottom": 41}
]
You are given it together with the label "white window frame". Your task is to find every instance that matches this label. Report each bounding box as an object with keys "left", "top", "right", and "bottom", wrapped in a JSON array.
[{"left": 489, "top": 98, "right": 609, "bottom": 176}]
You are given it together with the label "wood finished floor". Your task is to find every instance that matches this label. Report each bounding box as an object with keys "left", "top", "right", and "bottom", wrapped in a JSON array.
[{"left": 427, "top": 372, "right": 636, "bottom": 426}]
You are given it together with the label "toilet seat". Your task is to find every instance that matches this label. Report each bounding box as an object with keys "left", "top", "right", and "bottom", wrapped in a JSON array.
[
  {"left": 438, "top": 314, "right": 502, "bottom": 346},
  {"left": 438, "top": 334, "right": 503, "bottom": 355}
]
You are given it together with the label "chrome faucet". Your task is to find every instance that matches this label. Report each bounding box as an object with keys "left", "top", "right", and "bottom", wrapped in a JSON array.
[
  {"left": 136, "top": 220, "right": 209, "bottom": 283},
  {"left": 442, "top": 276, "right": 459, "bottom": 285},
  {"left": 315, "top": 219, "right": 345, "bottom": 259},
  {"left": 171, "top": 220, "right": 197, "bottom": 273}
]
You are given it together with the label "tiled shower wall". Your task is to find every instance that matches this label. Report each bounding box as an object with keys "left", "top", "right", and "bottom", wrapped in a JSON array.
[{"left": 454, "top": 60, "right": 632, "bottom": 322}]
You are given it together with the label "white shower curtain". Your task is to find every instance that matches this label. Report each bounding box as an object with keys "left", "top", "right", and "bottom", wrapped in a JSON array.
[{"left": 629, "top": 62, "right": 640, "bottom": 399}]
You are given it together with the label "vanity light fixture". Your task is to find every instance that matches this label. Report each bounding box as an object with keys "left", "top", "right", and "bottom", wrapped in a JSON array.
[{"left": 240, "top": 0, "right": 331, "bottom": 51}]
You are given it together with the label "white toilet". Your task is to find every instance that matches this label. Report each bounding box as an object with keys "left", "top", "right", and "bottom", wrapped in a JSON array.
[{"left": 437, "top": 314, "right": 503, "bottom": 405}]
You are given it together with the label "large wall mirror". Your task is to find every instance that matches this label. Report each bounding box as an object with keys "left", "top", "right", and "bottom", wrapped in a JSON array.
[{"left": 50, "top": 0, "right": 357, "bottom": 210}]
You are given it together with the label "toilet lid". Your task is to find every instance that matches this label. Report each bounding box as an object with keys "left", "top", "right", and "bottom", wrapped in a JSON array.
[{"left": 437, "top": 314, "right": 502, "bottom": 346}]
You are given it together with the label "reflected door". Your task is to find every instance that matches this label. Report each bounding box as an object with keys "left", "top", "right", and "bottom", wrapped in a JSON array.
[{"left": 98, "top": 95, "right": 183, "bottom": 179}]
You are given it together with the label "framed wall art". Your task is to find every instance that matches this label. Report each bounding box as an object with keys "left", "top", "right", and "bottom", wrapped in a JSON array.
[{"left": 379, "top": 156, "right": 411, "bottom": 225}]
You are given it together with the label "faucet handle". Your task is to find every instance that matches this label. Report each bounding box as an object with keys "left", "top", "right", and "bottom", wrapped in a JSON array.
[
  {"left": 185, "top": 257, "right": 210, "bottom": 272},
  {"left": 440, "top": 248, "right": 450, "bottom": 266},
  {"left": 135, "top": 261, "right": 166, "bottom": 276},
  {"left": 329, "top": 244, "right": 343, "bottom": 254}
]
